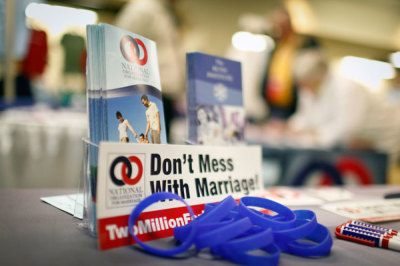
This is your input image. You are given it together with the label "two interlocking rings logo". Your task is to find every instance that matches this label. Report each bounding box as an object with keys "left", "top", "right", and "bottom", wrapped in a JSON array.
[
  {"left": 110, "top": 156, "right": 143, "bottom": 186},
  {"left": 120, "top": 35, "right": 148, "bottom": 65}
]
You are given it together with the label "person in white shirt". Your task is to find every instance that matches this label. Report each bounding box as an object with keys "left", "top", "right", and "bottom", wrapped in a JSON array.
[
  {"left": 287, "top": 49, "right": 400, "bottom": 158},
  {"left": 116, "top": 111, "right": 137, "bottom": 143},
  {"left": 141, "top": 94, "right": 161, "bottom": 144}
]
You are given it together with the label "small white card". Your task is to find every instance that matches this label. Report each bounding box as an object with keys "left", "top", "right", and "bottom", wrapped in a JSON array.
[
  {"left": 321, "top": 198, "right": 400, "bottom": 223},
  {"left": 305, "top": 187, "right": 353, "bottom": 202},
  {"left": 96, "top": 142, "right": 263, "bottom": 250},
  {"left": 260, "top": 186, "right": 324, "bottom": 206},
  {"left": 41, "top": 193, "right": 84, "bottom": 219}
]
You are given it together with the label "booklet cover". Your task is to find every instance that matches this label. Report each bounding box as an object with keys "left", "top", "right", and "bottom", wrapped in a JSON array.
[
  {"left": 87, "top": 23, "right": 167, "bottom": 145},
  {"left": 85, "top": 23, "right": 168, "bottom": 233},
  {"left": 186, "top": 52, "right": 245, "bottom": 145}
]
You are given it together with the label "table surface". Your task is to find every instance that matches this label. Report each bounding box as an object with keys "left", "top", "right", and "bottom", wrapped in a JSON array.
[{"left": 1, "top": 186, "right": 400, "bottom": 266}]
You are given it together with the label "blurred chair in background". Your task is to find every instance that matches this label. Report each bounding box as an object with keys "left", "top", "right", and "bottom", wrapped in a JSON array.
[
  {"left": 291, "top": 159, "right": 343, "bottom": 186},
  {"left": 269, "top": 148, "right": 387, "bottom": 187},
  {"left": 320, "top": 156, "right": 373, "bottom": 186}
]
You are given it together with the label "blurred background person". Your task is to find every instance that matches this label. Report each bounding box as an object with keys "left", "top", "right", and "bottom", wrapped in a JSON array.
[
  {"left": 261, "top": 7, "right": 319, "bottom": 122},
  {"left": 115, "top": 0, "right": 186, "bottom": 142},
  {"left": 286, "top": 49, "right": 400, "bottom": 159},
  {"left": 287, "top": 49, "right": 369, "bottom": 148}
]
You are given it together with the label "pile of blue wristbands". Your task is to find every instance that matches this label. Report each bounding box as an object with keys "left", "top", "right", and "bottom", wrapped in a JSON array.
[{"left": 128, "top": 192, "right": 332, "bottom": 265}]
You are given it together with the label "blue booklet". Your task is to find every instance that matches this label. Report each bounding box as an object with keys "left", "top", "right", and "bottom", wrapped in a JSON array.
[
  {"left": 85, "top": 23, "right": 167, "bottom": 233},
  {"left": 186, "top": 52, "right": 245, "bottom": 145}
]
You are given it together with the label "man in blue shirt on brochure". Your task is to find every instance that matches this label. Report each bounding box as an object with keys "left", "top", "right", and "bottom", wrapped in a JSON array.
[{"left": 141, "top": 94, "right": 161, "bottom": 144}]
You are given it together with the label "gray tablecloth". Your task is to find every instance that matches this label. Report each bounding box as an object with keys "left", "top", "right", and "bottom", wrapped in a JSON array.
[{"left": 1, "top": 186, "right": 400, "bottom": 265}]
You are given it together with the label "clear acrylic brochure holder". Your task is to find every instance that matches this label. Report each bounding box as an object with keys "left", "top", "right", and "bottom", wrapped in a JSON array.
[{"left": 76, "top": 138, "right": 98, "bottom": 237}]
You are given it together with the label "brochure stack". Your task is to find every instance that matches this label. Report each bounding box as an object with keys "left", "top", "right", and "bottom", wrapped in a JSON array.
[{"left": 85, "top": 23, "right": 168, "bottom": 233}]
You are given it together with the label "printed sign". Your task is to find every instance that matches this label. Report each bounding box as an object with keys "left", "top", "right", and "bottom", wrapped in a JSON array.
[{"left": 96, "top": 142, "right": 263, "bottom": 250}]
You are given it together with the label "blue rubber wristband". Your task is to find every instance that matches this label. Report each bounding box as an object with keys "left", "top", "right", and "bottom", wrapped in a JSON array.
[
  {"left": 204, "top": 203, "right": 242, "bottom": 220},
  {"left": 174, "top": 195, "right": 237, "bottom": 241},
  {"left": 204, "top": 202, "right": 218, "bottom": 212},
  {"left": 219, "top": 226, "right": 274, "bottom": 253},
  {"left": 282, "top": 223, "right": 333, "bottom": 257},
  {"left": 195, "top": 195, "right": 237, "bottom": 224},
  {"left": 239, "top": 196, "right": 296, "bottom": 230},
  {"left": 174, "top": 218, "right": 234, "bottom": 243},
  {"left": 128, "top": 192, "right": 196, "bottom": 257},
  {"left": 273, "top": 210, "right": 317, "bottom": 245},
  {"left": 214, "top": 242, "right": 280, "bottom": 266},
  {"left": 195, "top": 217, "right": 253, "bottom": 250}
]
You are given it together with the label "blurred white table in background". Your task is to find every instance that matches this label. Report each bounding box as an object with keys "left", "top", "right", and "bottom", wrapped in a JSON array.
[{"left": 0, "top": 106, "right": 87, "bottom": 188}]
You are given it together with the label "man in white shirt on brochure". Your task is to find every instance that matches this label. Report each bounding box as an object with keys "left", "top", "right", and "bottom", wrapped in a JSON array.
[
  {"left": 286, "top": 49, "right": 400, "bottom": 158},
  {"left": 141, "top": 94, "right": 161, "bottom": 144}
]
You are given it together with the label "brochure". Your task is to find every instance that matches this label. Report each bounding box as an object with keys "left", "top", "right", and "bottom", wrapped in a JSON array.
[
  {"left": 86, "top": 23, "right": 167, "bottom": 145},
  {"left": 85, "top": 23, "right": 168, "bottom": 233},
  {"left": 186, "top": 52, "right": 245, "bottom": 145}
]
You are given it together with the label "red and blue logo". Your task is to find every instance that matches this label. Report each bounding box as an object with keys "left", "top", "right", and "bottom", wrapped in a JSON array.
[
  {"left": 120, "top": 35, "right": 148, "bottom": 65},
  {"left": 109, "top": 155, "right": 143, "bottom": 186}
]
